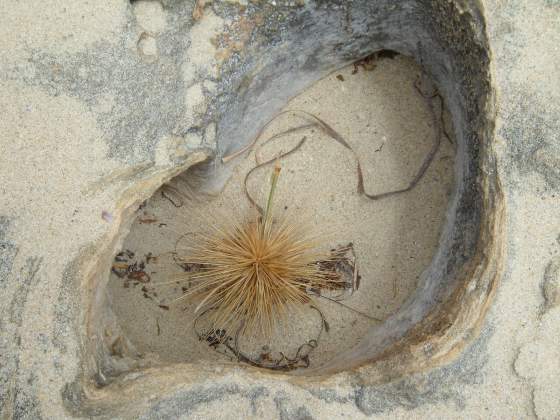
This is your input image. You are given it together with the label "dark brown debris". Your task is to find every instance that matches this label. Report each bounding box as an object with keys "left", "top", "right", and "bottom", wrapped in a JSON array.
[
  {"left": 352, "top": 50, "right": 399, "bottom": 74},
  {"left": 139, "top": 217, "right": 158, "bottom": 224}
]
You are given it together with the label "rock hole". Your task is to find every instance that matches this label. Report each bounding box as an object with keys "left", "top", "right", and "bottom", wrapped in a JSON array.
[
  {"left": 107, "top": 53, "right": 456, "bottom": 370},
  {"left": 78, "top": 3, "right": 503, "bottom": 412}
]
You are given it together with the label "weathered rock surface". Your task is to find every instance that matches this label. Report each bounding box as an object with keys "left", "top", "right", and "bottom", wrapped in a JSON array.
[{"left": 1, "top": 0, "right": 559, "bottom": 418}]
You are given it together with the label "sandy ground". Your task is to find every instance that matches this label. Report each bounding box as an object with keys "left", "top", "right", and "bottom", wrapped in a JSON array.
[
  {"left": 2, "top": 1, "right": 559, "bottom": 418},
  {"left": 108, "top": 55, "right": 455, "bottom": 368}
]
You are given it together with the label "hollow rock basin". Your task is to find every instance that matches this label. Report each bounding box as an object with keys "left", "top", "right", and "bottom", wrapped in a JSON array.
[
  {"left": 88, "top": 0, "right": 503, "bottom": 381},
  {"left": 2, "top": 0, "right": 559, "bottom": 418},
  {"left": 108, "top": 55, "right": 457, "bottom": 369}
]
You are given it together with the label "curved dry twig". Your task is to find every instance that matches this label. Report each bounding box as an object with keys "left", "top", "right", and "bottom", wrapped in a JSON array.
[
  {"left": 308, "top": 291, "right": 382, "bottom": 322},
  {"left": 243, "top": 135, "right": 307, "bottom": 214},
  {"left": 358, "top": 77, "right": 443, "bottom": 200},
  {"left": 235, "top": 77, "right": 446, "bottom": 206},
  {"left": 193, "top": 305, "right": 327, "bottom": 371}
]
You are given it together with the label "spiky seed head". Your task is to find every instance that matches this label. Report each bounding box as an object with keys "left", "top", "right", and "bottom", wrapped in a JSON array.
[{"left": 178, "top": 212, "right": 342, "bottom": 337}]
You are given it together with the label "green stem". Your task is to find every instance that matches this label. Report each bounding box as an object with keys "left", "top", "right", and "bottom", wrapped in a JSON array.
[{"left": 263, "top": 163, "right": 281, "bottom": 232}]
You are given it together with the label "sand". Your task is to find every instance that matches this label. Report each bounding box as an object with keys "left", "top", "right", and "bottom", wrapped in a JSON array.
[{"left": 108, "top": 55, "right": 455, "bottom": 368}]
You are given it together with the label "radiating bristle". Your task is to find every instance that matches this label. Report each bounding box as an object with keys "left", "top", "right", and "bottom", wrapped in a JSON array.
[
  {"left": 176, "top": 165, "right": 344, "bottom": 338},
  {"left": 177, "top": 211, "right": 343, "bottom": 337}
]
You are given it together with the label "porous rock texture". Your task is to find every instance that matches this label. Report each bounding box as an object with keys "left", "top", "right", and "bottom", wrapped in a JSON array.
[{"left": 1, "top": 0, "right": 559, "bottom": 418}]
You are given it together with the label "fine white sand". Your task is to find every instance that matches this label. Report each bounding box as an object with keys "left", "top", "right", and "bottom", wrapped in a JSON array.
[{"left": 108, "top": 55, "right": 455, "bottom": 368}]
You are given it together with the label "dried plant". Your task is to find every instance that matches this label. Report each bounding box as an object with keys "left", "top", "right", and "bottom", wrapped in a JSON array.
[{"left": 177, "top": 164, "right": 343, "bottom": 337}]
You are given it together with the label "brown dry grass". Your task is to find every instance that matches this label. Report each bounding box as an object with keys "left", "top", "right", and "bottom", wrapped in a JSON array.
[{"left": 177, "top": 165, "right": 343, "bottom": 337}]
